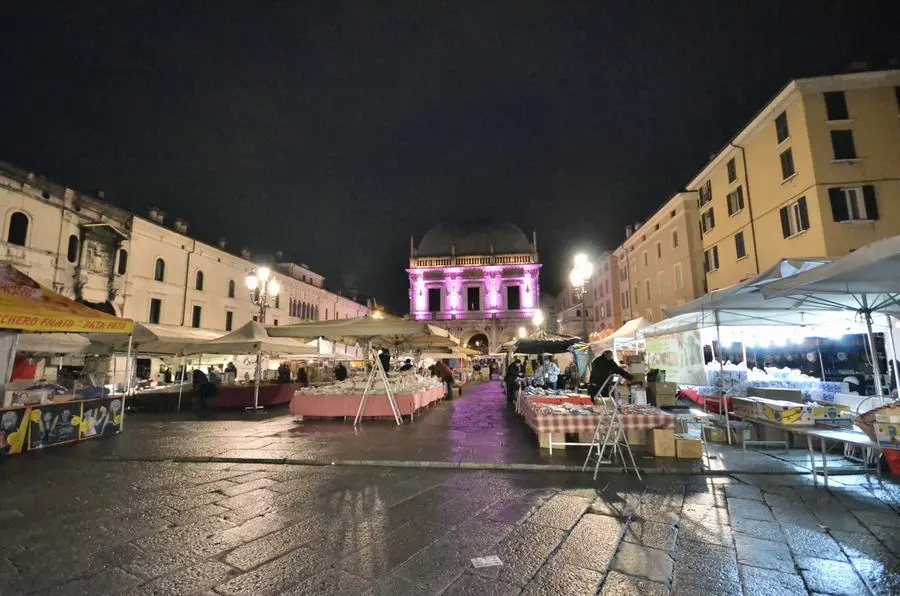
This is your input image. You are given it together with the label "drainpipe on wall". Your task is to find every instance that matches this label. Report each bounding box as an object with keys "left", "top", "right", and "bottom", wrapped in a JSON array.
[
  {"left": 729, "top": 142, "right": 761, "bottom": 276},
  {"left": 180, "top": 240, "right": 197, "bottom": 326}
]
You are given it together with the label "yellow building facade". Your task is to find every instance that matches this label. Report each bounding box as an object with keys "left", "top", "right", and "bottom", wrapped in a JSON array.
[
  {"left": 615, "top": 193, "right": 706, "bottom": 324},
  {"left": 690, "top": 69, "right": 900, "bottom": 291}
]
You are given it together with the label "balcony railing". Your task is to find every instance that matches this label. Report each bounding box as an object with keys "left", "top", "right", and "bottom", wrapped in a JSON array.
[
  {"left": 413, "top": 310, "right": 535, "bottom": 322},
  {"left": 410, "top": 254, "right": 537, "bottom": 269}
]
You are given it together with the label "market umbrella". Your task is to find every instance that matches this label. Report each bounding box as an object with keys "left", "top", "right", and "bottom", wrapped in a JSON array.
[{"left": 510, "top": 329, "right": 581, "bottom": 355}]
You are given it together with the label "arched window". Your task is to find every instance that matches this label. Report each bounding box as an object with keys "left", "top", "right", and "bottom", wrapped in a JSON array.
[
  {"left": 302, "top": 303, "right": 309, "bottom": 319},
  {"left": 7, "top": 211, "right": 29, "bottom": 246},
  {"left": 117, "top": 249, "right": 128, "bottom": 275},
  {"left": 227, "top": 280, "right": 235, "bottom": 298},
  {"left": 66, "top": 235, "right": 79, "bottom": 263},
  {"left": 154, "top": 258, "right": 165, "bottom": 282},
  {"left": 195, "top": 270, "right": 204, "bottom": 291},
  {"left": 290, "top": 298, "right": 296, "bottom": 317},
  {"left": 313, "top": 306, "right": 319, "bottom": 320}
]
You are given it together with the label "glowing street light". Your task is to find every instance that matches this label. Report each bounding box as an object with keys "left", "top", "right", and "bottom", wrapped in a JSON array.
[
  {"left": 518, "top": 326, "right": 527, "bottom": 339},
  {"left": 569, "top": 252, "right": 594, "bottom": 340},
  {"left": 532, "top": 309, "right": 545, "bottom": 328},
  {"left": 246, "top": 267, "right": 280, "bottom": 325}
]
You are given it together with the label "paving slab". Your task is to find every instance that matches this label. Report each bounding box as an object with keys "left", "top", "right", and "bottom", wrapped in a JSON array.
[
  {"left": 739, "top": 564, "right": 806, "bottom": 596},
  {"left": 796, "top": 556, "right": 870, "bottom": 596},
  {"left": 599, "top": 570, "right": 669, "bottom": 596},
  {"left": 734, "top": 533, "right": 795, "bottom": 573},
  {"left": 609, "top": 541, "right": 674, "bottom": 584}
]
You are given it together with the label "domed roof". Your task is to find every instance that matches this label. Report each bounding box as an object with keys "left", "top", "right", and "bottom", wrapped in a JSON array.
[{"left": 416, "top": 220, "right": 532, "bottom": 258}]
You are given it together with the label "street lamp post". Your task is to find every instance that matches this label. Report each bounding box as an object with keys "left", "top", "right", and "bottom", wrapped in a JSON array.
[
  {"left": 245, "top": 267, "right": 280, "bottom": 411},
  {"left": 246, "top": 266, "right": 280, "bottom": 325},
  {"left": 569, "top": 253, "right": 594, "bottom": 341}
]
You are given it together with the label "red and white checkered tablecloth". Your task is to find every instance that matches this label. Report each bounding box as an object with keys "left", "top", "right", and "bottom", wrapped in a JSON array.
[{"left": 520, "top": 397, "right": 674, "bottom": 435}]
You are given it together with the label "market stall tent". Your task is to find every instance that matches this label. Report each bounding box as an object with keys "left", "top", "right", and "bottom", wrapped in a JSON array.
[
  {"left": 0, "top": 265, "right": 133, "bottom": 335},
  {"left": 182, "top": 321, "right": 315, "bottom": 410},
  {"left": 763, "top": 235, "right": 900, "bottom": 397},
  {"left": 639, "top": 259, "right": 845, "bottom": 339},
  {"left": 0, "top": 265, "right": 135, "bottom": 456},
  {"left": 269, "top": 316, "right": 459, "bottom": 425}
]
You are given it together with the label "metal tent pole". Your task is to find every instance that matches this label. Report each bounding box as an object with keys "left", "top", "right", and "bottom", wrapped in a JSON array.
[
  {"left": 861, "top": 297, "right": 884, "bottom": 398},
  {"left": 714, "top": 310, "right": 731, "bottom": 445},
  {"left": 816, "top": 337, "right": 826, "bottom": 380},
  {"left": 176, "top": 352, "right": 187, "bottom": 412},
  {"left": 121, "top": 335, "right": 133, "bottom": 430},
  {"left": 885, "top": 314, "right": 898, "bottom": 394},
  {"left": 246, "top": 346, "right": 264, "bottom": 411}
]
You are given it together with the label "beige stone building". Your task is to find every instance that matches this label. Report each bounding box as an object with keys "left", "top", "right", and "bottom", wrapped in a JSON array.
[
  {"left": 615, "top": 193, "right": 706, "bottom": 324},
  {"left": 689, "top": 69, "right": 900, "bottom": 291},
  {"left": 0, "top": 162, "right": 368, "bottom": 335}
]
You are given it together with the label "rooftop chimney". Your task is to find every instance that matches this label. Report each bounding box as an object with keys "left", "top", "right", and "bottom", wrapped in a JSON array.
[
  {"left": 275, "top": 250, "right": 284, "bottom": 260},
  {"left": 240, "top": 248, "right": 252, "bottom": 260},
  {"left": 149, "top": 207, "right": 165, "bottom": 224},
  {"left": 625, "top": 224, "right": 633, "bottom": 238},
  {"left": 217, "top": 238, "right": 227, "bottom": 249},
  {"left": 97, "top": 190, "right": 106, "bottom": 200},
  {"left": 173, "top": 219, "right": 189, "bottom": 234}
]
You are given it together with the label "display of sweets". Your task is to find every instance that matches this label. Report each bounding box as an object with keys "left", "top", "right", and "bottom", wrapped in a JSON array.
[{"left": 298, "top": 373, "right": 442, "bottom": 396}]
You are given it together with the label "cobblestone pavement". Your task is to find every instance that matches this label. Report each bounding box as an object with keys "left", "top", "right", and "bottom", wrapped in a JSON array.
[
  {"left": 1, "top": 455, "right": 899, "bottom": 594},
  {"left": 70, "top": 381, "right": 861, "bottom": 475}
]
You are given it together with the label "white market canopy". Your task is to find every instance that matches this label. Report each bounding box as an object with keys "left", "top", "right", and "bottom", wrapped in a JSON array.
[
  {"left": 591, "top": 317, "right": 650, "bottom": 350},
  {"left": 640, "top": 259, "right": 843, "bottom": 338},
  {"left": 762, "top": 235, "right": 900, "bottom": 316},
  {"left": 268, "top": 316, "right": 459, "bottom": 349},
  {"left": 183, "top": 321, "right": 315, "bottom": 356}
]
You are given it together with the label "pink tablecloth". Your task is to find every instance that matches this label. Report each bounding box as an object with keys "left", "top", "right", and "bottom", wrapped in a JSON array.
[
  {"left": 290, "top": 387, "right": 444, "bottom": 418},
  {"left": 519, "top": 395, "right": 674, "bottom": 435},
  {"left": 216, "top": 384, "right": 298, "bottom": 408}
]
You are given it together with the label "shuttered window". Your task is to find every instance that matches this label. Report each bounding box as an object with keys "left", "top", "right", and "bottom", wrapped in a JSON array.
[{"left": 828, "top": 186, "right": 878, "bottom": 222}]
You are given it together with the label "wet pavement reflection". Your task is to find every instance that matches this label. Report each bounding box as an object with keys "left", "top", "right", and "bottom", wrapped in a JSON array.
[{"left": 0, "top": 455, "right": 898, "bottom": 594}]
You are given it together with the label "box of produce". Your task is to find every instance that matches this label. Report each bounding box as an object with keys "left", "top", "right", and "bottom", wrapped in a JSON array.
[{"left": 760, "top": 401, "right": 813, "bottom": 425}]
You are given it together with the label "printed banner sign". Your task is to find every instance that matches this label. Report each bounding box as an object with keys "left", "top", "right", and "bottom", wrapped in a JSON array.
[{"left": 645, "top": 330, "right": 706, "bottom": 385}]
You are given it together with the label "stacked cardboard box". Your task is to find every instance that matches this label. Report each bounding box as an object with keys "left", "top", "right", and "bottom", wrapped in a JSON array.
[
  {"left": 747, "top": 387, "right": 804, "bottom": 403},
  {"left": 647, "top": 382, "right": 677, "bottom": 407},
  {"left": 675, "top": 436, "right": 703, "bottom": 459},
  {"left": 648, "top": 428, "right": 675, "bottom": 457}
]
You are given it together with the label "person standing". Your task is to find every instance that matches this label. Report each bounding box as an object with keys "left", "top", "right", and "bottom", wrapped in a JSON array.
[
  {"left": 334, "top": 361, "right": 348, "bottom": 381},
  {"left": 436, "top": 360, "right": 455, "bottom": 400},
  {"left": 588, "top": 350, "right": 632, "bottom": 398},
  {"left": 505, "top": 358, "right": 522, "bottom": 404},
  {"left": 378, "top": 349, "right": 391, "bottom": 373},
  {"left": 543, "top": 357, "right": 560, "bottom": 390}
]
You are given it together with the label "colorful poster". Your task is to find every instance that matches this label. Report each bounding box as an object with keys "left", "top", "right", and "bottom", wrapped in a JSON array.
[
  {"left": 645, "top": 330, "right": 706, "bottom": 385},
  {"left": 0, "top": 407, "right": 30, "bottom": 455},
  {"left": 27, "top": 402, "right": 83, "bottom": 450},
  {"left": 79, "top": 398, "right": 123, "bottom": 439}
]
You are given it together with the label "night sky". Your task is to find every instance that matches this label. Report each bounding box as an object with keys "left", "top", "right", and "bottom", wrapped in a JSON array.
[{"left": 1, "top": 2, "right": 898, "bottom": 312}]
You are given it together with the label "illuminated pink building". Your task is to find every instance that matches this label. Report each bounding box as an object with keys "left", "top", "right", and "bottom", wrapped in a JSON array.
[{"left": 408, "top": 220, "right": 541, "bottom": 353}]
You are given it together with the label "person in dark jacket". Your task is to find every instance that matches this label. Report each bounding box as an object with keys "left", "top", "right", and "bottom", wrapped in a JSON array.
[
  {"left": 334, "top": 362, "right": 348, "bottom": 381},
  {"left": 436, "top": 360, "right": 455, "bottom": 400},
  {"left": 378, "top": 349, "right": 391, "bottom": 373},
  {"left": 505, "top": 358, "right": 522, "bottom": 404},
  {"left": 295, "top": 366, "right": 309, "bottom": 387},
  {"left": 588, "top": 350, "right": 632, "bottom": 398}
]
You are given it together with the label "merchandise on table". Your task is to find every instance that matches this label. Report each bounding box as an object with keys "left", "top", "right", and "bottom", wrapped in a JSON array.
[
  {"left": 698, "top": 362, "right": 842, "bottom": 403},
  {"left": 297, "top": 372, "right": 443, "bottom": 396}
]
